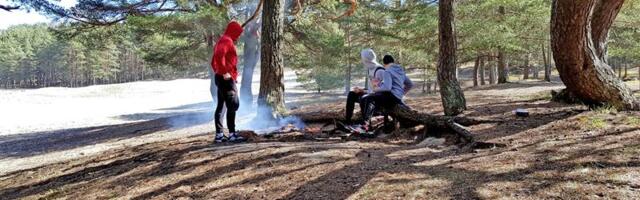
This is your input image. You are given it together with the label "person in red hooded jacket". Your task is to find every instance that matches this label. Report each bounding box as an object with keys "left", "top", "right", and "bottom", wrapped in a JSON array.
[{"left": 212, "top": 21, "right": 244, "bottom": 143}]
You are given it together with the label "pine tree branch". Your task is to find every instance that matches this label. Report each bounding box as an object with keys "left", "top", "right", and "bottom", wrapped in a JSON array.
[{"left": 0, "top": 4, "right": 20, "bottom": 11}]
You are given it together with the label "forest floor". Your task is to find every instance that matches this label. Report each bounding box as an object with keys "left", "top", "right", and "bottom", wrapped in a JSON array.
[{"left": 1, "top": 79, "right": 640, "bottom": 199}]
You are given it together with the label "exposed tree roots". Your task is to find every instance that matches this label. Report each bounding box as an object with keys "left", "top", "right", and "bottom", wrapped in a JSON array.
[
  {"left": 551, "top": 89, "right": 583, "bottom": 105},
  {"left": 552, "top": 89, "right": 640, "bottom": 110}
]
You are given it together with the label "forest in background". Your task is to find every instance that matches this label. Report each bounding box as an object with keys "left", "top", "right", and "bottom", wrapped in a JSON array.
[{"left": 0, "top": 0, "right": 639, "bottom": 90}]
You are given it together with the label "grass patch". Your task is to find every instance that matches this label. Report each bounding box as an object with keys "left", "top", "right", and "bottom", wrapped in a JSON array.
[
  {"left": 522, "top": 91, "right": 552, "bottom": 101},
  {"left": 578, "top": 115, "right": 608, "bottom": 129},
  {"left": 509, "top": 74, "right": 523, "bottom": 81},
  {"left": 626, "top": 116, "right": 640, "bottom": 126},
  {"left": 593, "top": 104, "right": 618, "bottom": 115}
]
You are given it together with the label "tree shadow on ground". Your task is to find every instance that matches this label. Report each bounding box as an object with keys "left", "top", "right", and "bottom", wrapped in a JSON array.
[
  {"left": 1, "top": 124, "right": 637, "bottom": 199},
  {"left": 117, "top": 101, "right": 213, "bottom": 122},
  {"left": 280, "top": 128, "right": 640, "bottom": 199},
  {"left": 2, "top": 81, "right": 634, "bottom": 199},
  {"left": 0, "top": 140, "right": 358, "bottom": 199},
  {"left": 465, "top": 101, "right": 585, "bottom": 141}
]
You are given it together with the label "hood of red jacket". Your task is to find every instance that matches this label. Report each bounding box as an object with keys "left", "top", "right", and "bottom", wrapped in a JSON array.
[{"left": 223, "top": 21, "right": 243, "bottom": 42}]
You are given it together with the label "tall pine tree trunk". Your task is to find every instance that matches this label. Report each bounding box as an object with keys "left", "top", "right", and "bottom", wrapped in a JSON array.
[
  {"left": 258, "top": 0, "right": 287, "bottom": 119},
  {"left": 498, "top": 50, "right": 508, "bottom": 83},
  {"left": 206, "top": 31, "right": 219, "bottom": 105},
  {"left": 240, "top": 20, "right": 261, "bottom": 108},
  {"left": 473, "top": 55, "right": 480, "bottom": 87},
  {"left": 617, "top": 61, "right": 623, "bottom": 77},
  {"left": 480, "top": 56, "right": 486, "bottom": 85},
  {"left": 489, "top": 55, "right": 496, "bottom": 84},
  {"left": 623, "top": 63, "right": 628, "bottom": 79},
  {"left": 437, "top": 0, "right": 466, "bottom": 116},
  {"left": 551, "top": 0, "right": 639, "bottom": 110},
  {"left": 542, "top": 43, "right": 551, "bottom": 82},
  {"left": 344, "top": 24, "right": 352, "bottom": 94},
  {"left": 345, "top": 63, "right": 352, "bottom": 94},
  {"left": 532, "top": 53, "right": 539, "bottom": 79},
  {"left": 523, "top": 53, "right": 530, "bottom": 80},
  {"left": 497, "top": 6, "right": 508, "bottom": 84},
  {"left": 422, "top": 65, "right": 429, "bottom": 93}
]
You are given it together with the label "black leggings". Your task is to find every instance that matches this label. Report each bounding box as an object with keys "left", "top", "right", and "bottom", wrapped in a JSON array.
[
  {"left": 361, "top": 92, "right": 400, "bottom": 124},
  {"left": 345, "top": 91, "right": 400, "bottom": 125},
  {"left": 345, "top": 91, "right": 366, "bottom": 124},
  {"left": 214, "top": 74, "right": 239, "bottom": 133}
]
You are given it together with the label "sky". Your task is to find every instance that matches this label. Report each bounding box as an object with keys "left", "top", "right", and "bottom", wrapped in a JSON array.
[{"left": 0, "top": 0, "right": 76, "bottom": 30}]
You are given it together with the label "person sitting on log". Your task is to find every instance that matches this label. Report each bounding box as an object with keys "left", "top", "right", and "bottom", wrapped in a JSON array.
[
  {"left": 344, "top": 48, "right": 386, "bottom": 125},
  {"left": 381, "top": 55, "right": 414, "bottom": 106},
  {"left": 358, "top": 55, "right": 414, "bottom": 133}
]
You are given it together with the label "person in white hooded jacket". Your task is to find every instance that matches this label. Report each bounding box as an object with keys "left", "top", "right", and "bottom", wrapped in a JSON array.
[{"left": 344, "top": 49, "right": 385, "bottom": 125}]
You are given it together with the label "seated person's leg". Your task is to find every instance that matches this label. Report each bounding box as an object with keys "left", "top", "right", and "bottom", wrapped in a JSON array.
[
  {"left": 345, "top": 91, "right": 364, "bottom": 124},
  {"left": 372, "top": 92, "right": 401, "bottom": 131},
  {"left": 360, "top": 94, "right": 377, "bottom": 126}
]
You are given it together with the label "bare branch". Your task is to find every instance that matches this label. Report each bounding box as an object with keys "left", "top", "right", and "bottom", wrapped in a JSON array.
[
  {"left": 242, "top": 0, "right": 263, "bottom": 28},
  {"left": 0, "top": 4, "right": 20, "bottom": 11}
]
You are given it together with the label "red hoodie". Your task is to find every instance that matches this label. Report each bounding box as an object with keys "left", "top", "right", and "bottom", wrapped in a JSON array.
[{"left": 211, "top": 21, "right": 243, "bottom": 81}]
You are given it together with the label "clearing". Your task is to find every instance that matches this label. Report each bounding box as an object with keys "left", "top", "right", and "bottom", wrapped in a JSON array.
[{"left": 0, "top": 79, "right": 639, "bottom": 199}]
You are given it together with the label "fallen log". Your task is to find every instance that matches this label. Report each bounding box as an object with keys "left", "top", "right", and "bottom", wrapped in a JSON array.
[
  {"left": 293, "top": 105, "right": 501, "bottom": 145},
  {"left": 387, "top": 105, "right": 499, "bottom": 127}
]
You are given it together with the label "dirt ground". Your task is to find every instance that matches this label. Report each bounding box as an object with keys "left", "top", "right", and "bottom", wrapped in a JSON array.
[{"left": 1, "top": 81, "right": 639, "bottom": 200}]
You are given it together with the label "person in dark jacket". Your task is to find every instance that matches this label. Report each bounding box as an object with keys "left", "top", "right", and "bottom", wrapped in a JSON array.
[
  {"left": 359, "top": 55, "right": 414, "bottom": 133},
  {"left": 211, "top": 21, "right": 244, "bottom": 143},
  {"left": 381, "top": 55, "right": 414, "bottom": 103}
]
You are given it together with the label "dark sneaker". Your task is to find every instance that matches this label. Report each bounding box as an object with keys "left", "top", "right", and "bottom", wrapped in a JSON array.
[
  {"left": 350, "top": 124, "right": 367, "bottom": 134},
  {"left": 355, "top": 123, "right": 378, "bottom": 138},
  {"left": 359, "top": 130, "right": 377, "bottom": 138},
  {"left": 215, "top": 133, "right": 227, "bottom": 143},
  {"left": 347, "top": 124, "right": 370, "bottom": 135},
  {"left": 229, "top": 133, "right": 247, "bottom": 142}
]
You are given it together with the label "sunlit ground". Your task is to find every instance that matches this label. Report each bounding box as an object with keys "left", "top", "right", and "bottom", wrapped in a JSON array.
[{"left": 1, "top": 80, "right": 638, "bottom": 199}]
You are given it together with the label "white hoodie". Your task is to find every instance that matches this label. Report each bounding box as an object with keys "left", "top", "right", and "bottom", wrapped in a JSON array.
[{"left": 360, "top": 49, "right": 385, "bottom": 94}]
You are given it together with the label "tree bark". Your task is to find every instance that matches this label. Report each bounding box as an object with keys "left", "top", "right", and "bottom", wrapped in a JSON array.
[
  {"left": 241, "top": 20, "right": 261, "bottom": 107},
  {"left": 489, "top": 55, "right": 496, "bottom": 84},
  {"left": 206, "top": 31, "right": 219, "bottom": 106},
  {"left": 258, "top": 0, "right": 287, "bottom": 119},
  {"left": 616, "top": 60, "right": 622, "bottom": 77},
  {"left": 344, "top": 24, "right": 352, "bottom": 94},
  {"left": 497, "top": 5, "right": 508, "bottom": 84},
  {"left": 542, "top": 43, "right": 552, "bottom": 82},
  {"left": 422, "top": 66, "right": 429, "bottom": 93},
  {"left": 550, "top": 0, "right": 639, "bottom": 110},
  {"left": 615, "top": 61, "right": 621, "bottom": 77},
  {"left": 523, "top": 53, "right": 530, "bottom": 80},
  {"left": 479, "top": 56, "right": 486, "bottom": 85},
  {"left": 437, "top": 0, "right": 466, "bottom": 116},
  {"left": 498, "top": 50, "right": 508, "bottom": 83},
  {"left": 473, "top": 56, "right": 480, "bottom": 87}
]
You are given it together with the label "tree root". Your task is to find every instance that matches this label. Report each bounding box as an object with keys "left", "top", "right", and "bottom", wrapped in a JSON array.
[{"left": 551, "top": 89, "right": 583, "bottom": 104}]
